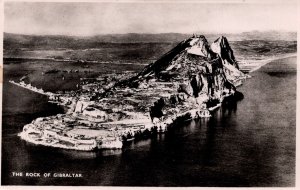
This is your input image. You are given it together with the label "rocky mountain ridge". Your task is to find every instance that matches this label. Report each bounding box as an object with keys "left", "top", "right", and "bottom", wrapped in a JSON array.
[
  {"left": 18, "top": 34, "right": 249, "bottom": 151},
  {"left": 111, "top": 35, "right": 246, "bottom": 103}
]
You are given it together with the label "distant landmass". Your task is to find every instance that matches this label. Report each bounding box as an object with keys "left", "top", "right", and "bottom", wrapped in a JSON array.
[
  {"left": 3, "top": 31, "right": 297, "bottom": 64},
  {"left": 4, "top": 31, "right": 297, "bottom": 50}
]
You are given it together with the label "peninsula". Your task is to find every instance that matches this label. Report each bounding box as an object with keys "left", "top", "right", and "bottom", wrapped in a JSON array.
[{"left": 16, "top": 35, "right": 249, "bottom": 151}]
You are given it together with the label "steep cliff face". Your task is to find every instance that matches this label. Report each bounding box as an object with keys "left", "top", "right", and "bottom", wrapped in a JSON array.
[
  {"left": 19, "top": 35, "right": 250, "bottom": 151},
  {"left": 134, "top": 35, "right": 219, "bottom": 80},
  {"left": 211, "top": 36, "right": 239, "bottom": 69},
  {"left": 102, "top": 35, "right": 247, "bottom": 121},
  {"left": 119, "top": 35, "right": 244, "bottom": 100}
]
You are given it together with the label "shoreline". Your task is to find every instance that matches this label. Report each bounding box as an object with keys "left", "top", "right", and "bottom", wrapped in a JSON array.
[
  {"left": 18, "top": 105, "right": 213, "bottom": 151},
  {"left": 14, "top": 54, "right": 295, "bottom": 151},
  {"left": 239, "top": 53, "right": 297, "bottom": 73}
]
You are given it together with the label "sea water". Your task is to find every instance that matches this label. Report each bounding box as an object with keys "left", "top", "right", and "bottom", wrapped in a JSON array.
[{"left": 1, "top": 57, "right": 296, "bottom": 186}]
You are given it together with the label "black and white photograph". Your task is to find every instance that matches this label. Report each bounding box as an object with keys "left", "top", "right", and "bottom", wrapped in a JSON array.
[{"left": 1, "top": 0, "right": 298, "bottom": 187}]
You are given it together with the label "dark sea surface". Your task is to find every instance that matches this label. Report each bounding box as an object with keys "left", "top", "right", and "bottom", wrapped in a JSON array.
[{"left": 1, "top": 57, "right": 296, "bottom": 186}]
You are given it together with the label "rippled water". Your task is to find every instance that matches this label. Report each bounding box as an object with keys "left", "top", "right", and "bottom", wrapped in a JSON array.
[{"left": 1, "top": 57, "right": 296, "bottom": 186}]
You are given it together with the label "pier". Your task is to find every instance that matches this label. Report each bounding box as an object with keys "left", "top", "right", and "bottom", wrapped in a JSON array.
[{"left": 9, "top": 80, "right": 54, "bottom": 97}]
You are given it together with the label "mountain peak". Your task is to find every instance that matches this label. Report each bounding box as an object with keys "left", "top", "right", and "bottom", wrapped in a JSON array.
[
  {"left": 211, "top": 36, "right": 239, "bottom": 69},
  {"left": 187, "top": 35, "right": 212, "bottom": 57},
  {"left": 133, "top": 35, "right": 218, "bottom": 79},
  {"left": 112, "top": 34, "right": 246, "bottom": 92}
]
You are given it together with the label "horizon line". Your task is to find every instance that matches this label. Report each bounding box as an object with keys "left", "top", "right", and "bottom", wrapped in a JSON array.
[{"left": 4, "top": 29, "right": 297, "bottom": 38}]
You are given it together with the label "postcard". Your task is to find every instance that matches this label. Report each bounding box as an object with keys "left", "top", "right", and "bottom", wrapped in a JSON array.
[{"left": 1, "top": 0, "right": 298, "bottom": 188}]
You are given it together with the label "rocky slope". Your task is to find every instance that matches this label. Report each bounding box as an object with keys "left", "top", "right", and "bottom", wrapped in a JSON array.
[
  {"left": 19, "top": 35, "right": 248, "bottom": 151},
  {"left": 99, "top": 35, "right": 247, "bottom": 120}
]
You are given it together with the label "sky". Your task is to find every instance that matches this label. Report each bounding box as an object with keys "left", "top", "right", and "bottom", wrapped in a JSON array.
[{"left": 4, "top": 1, "right": 298, "bottom": 36}]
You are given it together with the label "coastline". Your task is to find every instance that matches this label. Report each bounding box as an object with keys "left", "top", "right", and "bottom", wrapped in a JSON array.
[
  {"left": 239, "top": 53, "right": 297, "bottom": 73},
  {"left": 3, "top": 53, "right": 296, "bottom": 186},
  {"left": 13, "top": 53, "right": 295, "bottom": 151},
  {"left": 17, "top": 105, "right": 212, "bottom": 151}
]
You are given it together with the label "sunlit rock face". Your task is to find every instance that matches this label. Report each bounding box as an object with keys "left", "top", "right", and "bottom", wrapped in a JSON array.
[
  {"left": 99, "top": 35, "right": 247, "bottom": 121},
  {"left": 211, "top": 36, "right": 239, "bottom": 69},
  {"left": 19, "top": 35, "right": 249, "bottom": 151}
]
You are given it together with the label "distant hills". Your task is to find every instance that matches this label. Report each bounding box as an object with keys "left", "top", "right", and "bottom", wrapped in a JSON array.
[
  {"left": 3, "top": 33, "right": 189, "bottom": 50},
  {"left": 3, "top": 31, "right": 297, "bottom": 50}
]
